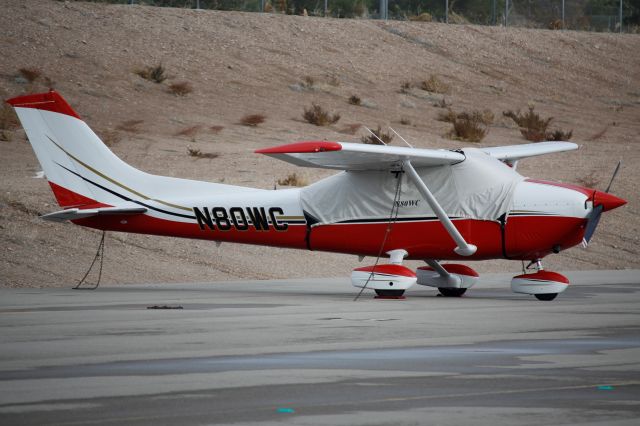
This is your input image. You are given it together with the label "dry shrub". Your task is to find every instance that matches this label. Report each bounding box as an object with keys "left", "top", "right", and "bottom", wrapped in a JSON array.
[
  {"left": 503, "top": 106, "right": 572, "bottom": 141},
  {"left": 400, "top": 117, "right": 412, "bottom": 125},
  {"left": 549, "top": 19, "right": 563, "bottom": 30},
  {"left": 0, "top": 104, "right": 19, "bottom": 131},
  {"left": 400, "top": 81, "right": 412, "bottom": 93},
  {"left": 209, "top": 125, "right": 224, "bottom": 134},
  {"left": 116, "top": 119, "right": 144, "bottom": 133},
  {"left": 187, "top": 147, "right": 218, "bottom": 159},
  {"left": 448, "top": 111, "right": 489, "bottom": 143},
  {"left": 0, "top": 130, "right": 12, "bottom": 142},
  {"left": 409, "top": 13, "right": 432, "bottom": 22},
  {"left": 174, "top": 125, "right": 202, "bottom": 138},
  {"left": 301, "top": 76, "right": 315, "bottom": 89},
  {"left": 135, "top": 64, "right": 167, "bottom": 83},
  {"left": 277, "top": 172, "right": 308, "bottom": 187},
  {"left": 97, "top": 129, "right": 121, "bottom": 147},
  {"left": 503, "top": 106, "right": 553, "bottom": 141},
  {"left": 420, "top": 75, "right": 450, "bottom": 94},
  {"left": 240, "top": 114, "right": 266, "bottom": 126},
  {"left": 303, "top": 103, "right": 340, "bottom": 126},
  {"left": 339, "top": 123, "right": 361, "bottom": 135},
  {"left": 546, "top": 129, "right": 573, "bottom": 141},
  {"left": 168, "top": 81, "right": 193, "bottom": 96},
  {"left": 362, "top": 126, "right": 393, "bottom": 145},
  {"left": 19, "top": 67, "right": 41, "bottom": 83},
  {"left": 348, "top": 95, "right": 362, "bottom": 106}
]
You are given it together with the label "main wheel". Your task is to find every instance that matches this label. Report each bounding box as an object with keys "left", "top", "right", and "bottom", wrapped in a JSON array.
[
  {"left": 535, "top": 293, "right": 558, "bottom": 301},
  {"left": 374, "top": 289, "right": 405, "bottom": 297},
  {"left": 438, "top": 288, "right": 467, "bottom": 297}
]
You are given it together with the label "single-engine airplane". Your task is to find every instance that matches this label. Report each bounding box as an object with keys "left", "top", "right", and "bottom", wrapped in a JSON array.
[{"left": 7, "top": 91, "right": 626, "bottom": 300}]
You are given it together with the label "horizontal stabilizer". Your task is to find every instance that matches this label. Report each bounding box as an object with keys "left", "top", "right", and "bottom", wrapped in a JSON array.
[
  {"left": 41, "top": 206, "right": 147, "bottom": 223},
  {"left": 256, "top": 141, "right": 465, "bottom": 171},
  {"left": 481, "top": 141, "right": 578, "bottom": 164}
]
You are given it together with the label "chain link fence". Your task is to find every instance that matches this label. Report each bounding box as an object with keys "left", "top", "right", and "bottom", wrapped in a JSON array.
[{"left": 94, "top": 1, "right": 640, "bottom": 32}]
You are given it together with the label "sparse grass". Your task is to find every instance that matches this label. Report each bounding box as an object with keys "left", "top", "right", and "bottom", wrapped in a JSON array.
[
  {"left": 187, "top": 147, "right": 219, "bottom": 159},
  {"left": 439, "top": 109, "right": 493, "bottom": 126},
  {"left": 420, "top": 75, "right": 450, "bottom": 94},
  {"left": 0, "top": 104, "right": 19, "bottom": 131},
  {"left": 135, "top": 64, "right": 167, "bottom": 83},
  {"left": 447, "top": 111, "right": 489, "bottom": 143},
  {"left": 97, "top": 129, "right": 121, "bottom": 147},
  {"left": 400, "top": 117, "right": 412, "bottom": 125},
  {"left": 503, "top": 106, "right": 572, "bottom": 141},
  {"left": 240, "top": 114, "right": 266, "bottom": 127},
  {"left": 303, "top": 103, "right": 340, "bottom": 126},
  {"left": 348, "top": 95, "right": 362, "bottom": 106},
  {"left": 168, "top": 81, "right": 193, "bottom": 96},
  {"left": 503, "top": 106, "right": 552, "bottom": 142},
  {"left": 174, "top": 125, "right": 202, "bottom": 138},
  {"left": 339, "top": 123, "right": 361, "bottom": 135},
  {"left": 277, "top": 172, "right": 308, "bottom": 187},
  {"left": 209, "top": 125, "right": 224, "bottom": 134},
  {"left": 19, "top": 67, "right": 41, "bottom": 83},
  {"left": 116, "top": 119, "right": 144, "bottom": 133},
  {"left": 362, "top": 126, "right": 393, "bottom": 145},
  {"left": 400, "top": 81, "right": 412, "bottom": 93}
]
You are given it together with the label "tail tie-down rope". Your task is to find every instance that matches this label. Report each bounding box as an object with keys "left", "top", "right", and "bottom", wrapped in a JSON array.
[{"left": 73, "top": 231, "right": 106, "bottom": 290}]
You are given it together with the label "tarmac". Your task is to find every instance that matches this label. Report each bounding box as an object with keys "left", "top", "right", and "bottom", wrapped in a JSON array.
[{"left": 0, "top": 270, "right": 639, "bottom": 425}]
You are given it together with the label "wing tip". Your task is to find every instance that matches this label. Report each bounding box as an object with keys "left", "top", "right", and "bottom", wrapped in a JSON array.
[{"left": 255, "top": 141, "right": 342, "bottom": 154}]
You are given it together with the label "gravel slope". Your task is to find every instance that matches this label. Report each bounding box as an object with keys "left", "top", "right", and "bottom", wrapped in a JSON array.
[{"left": 1, "top": 0, "right": 639, "bottom": 287}]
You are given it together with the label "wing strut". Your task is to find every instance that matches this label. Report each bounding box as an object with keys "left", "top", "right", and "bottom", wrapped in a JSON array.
[{"left": 404, "top": 160, "right": 477, "bottom": 256}]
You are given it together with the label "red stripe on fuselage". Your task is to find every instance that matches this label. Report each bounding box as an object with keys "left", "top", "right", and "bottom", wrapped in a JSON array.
[{"left": 74, "top": 213, "right": 586, "bottom": 261}]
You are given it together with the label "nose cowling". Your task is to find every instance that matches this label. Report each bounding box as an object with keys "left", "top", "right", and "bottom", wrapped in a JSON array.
[{"left": 593, "top": 190, "right": 626, "bottom": 212}]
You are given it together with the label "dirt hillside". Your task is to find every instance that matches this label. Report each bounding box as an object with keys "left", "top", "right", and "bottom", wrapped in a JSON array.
[{"left": 1, "top": 0, "right": 639, "bottom": 287}]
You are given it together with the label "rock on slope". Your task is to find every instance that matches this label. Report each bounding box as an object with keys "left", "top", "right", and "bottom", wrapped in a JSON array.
[{"left": 1, "top": 0, "right": 638, "bottom": 287}]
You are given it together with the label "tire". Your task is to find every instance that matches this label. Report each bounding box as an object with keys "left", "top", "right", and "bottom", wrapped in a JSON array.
[
  {"left": 374, "top": 289, "right": 405, "bottom": 297},
  {"left": 438, "top": 288, "right": 467, "bottom": 297},
  {"left": 535, "top": 293, "right": 558, "bottom": 301}
]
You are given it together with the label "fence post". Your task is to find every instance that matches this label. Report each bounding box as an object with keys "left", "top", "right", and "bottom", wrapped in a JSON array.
[
  {"left": 620, "top": 0, "right": 623, "bottom": 33},
  {"left": 446, "top": 0, "right": 449, "bottom": 23},
  {"left": 505, "top": 0, "right": 509, "bottom": 26}
]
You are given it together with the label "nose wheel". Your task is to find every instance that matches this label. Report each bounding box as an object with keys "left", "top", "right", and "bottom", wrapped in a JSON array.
[
  {"left": 438, "top": 287, "right": 467, "bottom": 297},
  {"left": 375, "top": 289, "right": 406, "bottom": 297}
]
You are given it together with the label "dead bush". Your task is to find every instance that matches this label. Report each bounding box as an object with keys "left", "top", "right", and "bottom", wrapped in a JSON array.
[
  {"left": 301, "top": 76, "right": 315, "bottom": 89},
  {"left": 588, "top": 125, "right": 609, "bottom": 141},
  {"left": 97, "top": 129, "right": 121, "bottom": 147},
  {"left": 503, "top": 106, "right": 553, "bottom": 142},
  {"left": 168, "top": 81, "right": 193, "bottom": 96},
  {"left": 0, "top": 104, "right": 19, "bottom": 130},
  {"left": 174, "top": 125, "right": 202, "bottom": 138},
  {"left": 209, "top": 125, "right": 224, "bottom": 134},
  {"left": 19, "top": 67, "right": 41, "bottom": 83},
  {"left": 277, "top": 172, "right": 308, "bottom": 187},
  {"left": 348, "top": 95, "right": 362, "bottom": 106},
  {"left": 0, "top": 130, "right": 12, "bottom": 142},
  {"left": 135, "top": 64, "right": 167, "bottom": 83},
  {"left": 116, "top": 119, "right": 144, "bottom": 133},
  {"left": 448, "top": 111, "right": 488, "bottom": 143},
  {"left": 400, "top": 117, "right": 412, "bottom": 125},
  {"left": 240, "top": 114, "right": 266, "bottom": 127},
  {"left": 303, "top": 103, "right": 340, "bottom": 126},
  {"left": 362, "top": 126, "right": 393, "bottom": 145},
  {"left": 400, "top": 81, "right": 412, "bottom": 93},
  {"left": 546, "top": 129, "right": 573, "bottom": 141},
  {"left": 409, "top": 13, "right": 432, "bottom": 22},
  {"left": 187, "top": 147, "right": 218, "bottom": 159},
  {"left": 437, "top": 108, "right": 457, "bottom": 123},
  {"left": 420, "top": 75, "right": 450, "bottom": 94}
]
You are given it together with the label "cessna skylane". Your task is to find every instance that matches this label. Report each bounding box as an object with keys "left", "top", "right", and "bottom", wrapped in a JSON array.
[{"left": 7, "top": 91, "right": 626, "bottom": 300}]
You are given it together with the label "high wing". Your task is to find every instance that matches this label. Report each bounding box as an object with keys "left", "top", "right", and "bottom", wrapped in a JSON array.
[
  {"left": 42, "top": 206, "right": 147, "bottom": 223},
  {"left": 481, "top": 141, "right": 578, "bottom": 165},
  {"left": 255, "top": 141, "right": 465, "bottom": 171}
]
